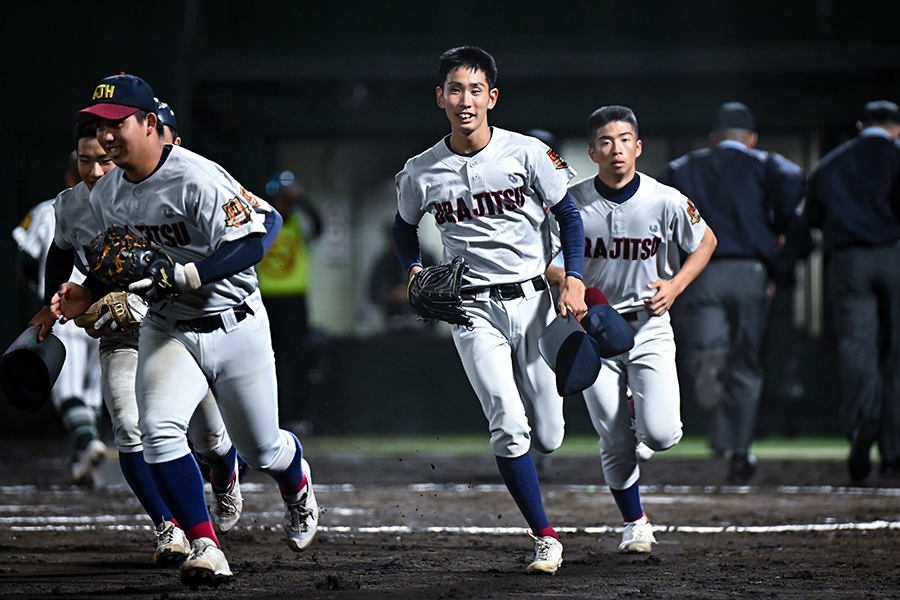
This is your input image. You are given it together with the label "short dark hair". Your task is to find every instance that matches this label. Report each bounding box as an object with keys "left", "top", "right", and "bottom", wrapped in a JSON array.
[
  {"left": 438, "top": 46, "right": 498, "bottom": 89},
  {"left": 586, "top": 105, "right": 639, "bottom": 147},
  {"left": 73, "top": 120, "right": 98, "bottom": 150}
]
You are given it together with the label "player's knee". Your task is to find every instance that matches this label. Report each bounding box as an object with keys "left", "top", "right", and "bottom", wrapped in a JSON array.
[{"left": 643, "top": 426, "right": 683, "bottom": 452}]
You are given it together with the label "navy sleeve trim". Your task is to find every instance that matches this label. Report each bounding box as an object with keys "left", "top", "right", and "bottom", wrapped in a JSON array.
[
  {"left": 549, "top": 193, "right": 585, "bottom": 280},
  {"left": 391, "top": 212, "right": 422, "bottom": 277}
]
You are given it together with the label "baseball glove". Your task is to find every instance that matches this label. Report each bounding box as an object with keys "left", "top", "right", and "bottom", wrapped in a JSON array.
[
  {"left": 83, "top": 226, "right": 180, "bottom": 301},
  {"left": 407, "top": 256, "right": 472, "bottom": 327},
  {"left": 73, "top": 292, "right": 149, "bottom": 338}
]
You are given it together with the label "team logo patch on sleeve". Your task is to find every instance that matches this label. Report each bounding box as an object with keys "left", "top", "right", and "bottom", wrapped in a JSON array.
[
  {"left": 685, "top": 199, "right": 701, "bottom": 225},
  {"left": 222, "top": 197, "right": 252, "bottom": 227},
  {"left": 547, "top": 149, "right": 569, "bottom": 170},
  {"left": 239, "top": 187, "right": 262, "bottom": 208}
]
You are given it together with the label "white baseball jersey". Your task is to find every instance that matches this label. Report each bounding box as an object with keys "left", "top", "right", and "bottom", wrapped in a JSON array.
[
  {"left": 560, "top": 173, "right": 707, "bottom": 311},
  {"left": 87, "top": 145, "right": 271, "bottom": 320},
  {"left": 396, "top": 128, "right": 576, "bottom": 287}
]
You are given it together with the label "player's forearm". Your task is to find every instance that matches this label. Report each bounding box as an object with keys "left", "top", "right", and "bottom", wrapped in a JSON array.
[
  {"left": 545, "top": 264, "right": 566, "bottom": 286},
  {"left": 43, "top": 240, "right": 75, "bottom": 306},
  {"left": 392, "top": 212, "right": 423, "bottom": 277}
]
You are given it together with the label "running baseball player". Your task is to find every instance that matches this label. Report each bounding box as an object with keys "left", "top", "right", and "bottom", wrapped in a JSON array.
[
  {"left": 31, "top": 118, "right": 247, "bottom": 567},
  {"left": 52, "top": 73, "right": 315, "bottom": 589},
  {"left": 15, "top": 150, "right": 105, "bottom": 486},
  {"left": 548, "top": 105, "right": 716, "bottom": 553},
  {"left": 393, "top": 46, "right": 586, "bottom": 574}
]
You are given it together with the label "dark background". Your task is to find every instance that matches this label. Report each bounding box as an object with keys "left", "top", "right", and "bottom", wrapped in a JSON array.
[{"left": 4, "top": 1, "right": 899, "bottom": 438}]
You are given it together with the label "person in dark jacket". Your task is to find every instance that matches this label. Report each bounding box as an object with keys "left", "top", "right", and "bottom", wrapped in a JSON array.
[
  {"left": 661, "top": 102, "right": 806, "bottom": 485},
  {"left": 804, "top": 100, "right": 900, "bottom": 481}
]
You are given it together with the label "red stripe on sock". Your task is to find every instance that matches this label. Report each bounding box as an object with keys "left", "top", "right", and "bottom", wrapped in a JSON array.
[
  {"left": 185, "top": 521, "right": 218, "bottom": 545},
  {"left": 535, "top": 526, "right": 558, "bottom": 540}
]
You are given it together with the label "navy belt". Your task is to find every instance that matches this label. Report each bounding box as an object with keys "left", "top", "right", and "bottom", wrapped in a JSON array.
[
  {"left": 462, "top": 276, "right": 547, "bottom": 301},
  {"left": 176, "top": 303, "right": 253, "bottom": 333}
]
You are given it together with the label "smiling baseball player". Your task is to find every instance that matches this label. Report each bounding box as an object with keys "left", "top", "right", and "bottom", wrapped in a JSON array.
[
  {"left": 52, "top": 73, "right": 315, "bottom": 589},
  {"left": 33, "top": 118, "right": 250, "bottom": 567},
  {"left": 393, "top": 46, "right": 586, "bottom": 574},
  {"left": 548, "top": 105, "right": 716, "bottom": 554}
]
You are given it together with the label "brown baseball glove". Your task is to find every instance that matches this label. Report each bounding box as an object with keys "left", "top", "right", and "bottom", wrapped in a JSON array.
[{"left": 73, "top": 292, "right": 148, "bottom": 338}]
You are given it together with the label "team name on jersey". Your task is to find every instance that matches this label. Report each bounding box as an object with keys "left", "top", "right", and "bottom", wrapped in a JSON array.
[
  {"left": 133, "top": 222, "right": 191, "bottom": 247},
  {"left": 586, "top": 236, "right": 661, "bottom": 260},
  {"left": 433, "top": 185, "right": 526, "bottom": 225}
]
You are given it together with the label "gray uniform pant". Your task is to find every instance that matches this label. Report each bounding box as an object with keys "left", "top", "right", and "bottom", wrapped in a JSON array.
[
  {"left": 672, "top": 259, "right": 770, "bottom": 456},
  {"left": 827, "top": 243, "right": 900, "bottom": 462}
]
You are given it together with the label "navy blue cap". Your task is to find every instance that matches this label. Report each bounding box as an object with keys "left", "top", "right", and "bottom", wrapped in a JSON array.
[
  {"left": 581, "top": 287, "right": 635, "bottom": 358},
  {"left": 862, "top": 100, "right": 900, "bottom": 125},
  {"left": 155, "top": 98, "right": 178, "bottom": 131},
  {"left": 714, "top": 102, "right": 755, "bottom": 132},
  {"left": 539, "top": 316, "right": 602, "bottom": 396},
  {"left": 526, "top": 129, "right": 559, "bottom": 151},
  {"left": 79, "top": 73, "right": 157, "bottom": 121},
  {"left": 0, "top": 326, "right": 67, "bottom": 413}
]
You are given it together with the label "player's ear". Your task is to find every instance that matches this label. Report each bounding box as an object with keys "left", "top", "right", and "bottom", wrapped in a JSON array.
[
  {"left": 436, "top": 86, "right": 446, "bottom": 109},
  {"left": 487, "top": 88, "right": 498, "bottom": 110},
  {"left": 635, "top": 139, "right": 642, "bottom": 159},
  {"left": 145, "top": 112, "right": 159, "bottom": 137}
]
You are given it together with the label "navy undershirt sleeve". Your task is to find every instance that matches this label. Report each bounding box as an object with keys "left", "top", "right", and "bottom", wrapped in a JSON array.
[
  {"left": 260, "top": 208, "right": 283, "bottom": 255},
  {"left": 391, "top": 212, "right": 422, "bottom": 277},
  {"left": 549, "top": 193, "right": 585, "bottom": 280},
  {"left": 195, "top": 208, "right": 283, "bottom": 285},
  {"left": 195, "top": 235, "right": 265, "bottom": 284},
  {"left": 43, "top": 241, "right": 75, "bottom": 306}
]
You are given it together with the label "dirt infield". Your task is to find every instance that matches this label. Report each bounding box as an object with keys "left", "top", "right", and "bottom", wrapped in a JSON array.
[{"left": 1, "top": 437, "right": 899, "bottom": 599}]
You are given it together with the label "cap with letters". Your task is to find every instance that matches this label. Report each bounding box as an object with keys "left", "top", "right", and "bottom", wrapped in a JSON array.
[
  {"left": 78, "top": 73, "right": 157, "bottom": 121},
  {"left": 155, "top": 98, "right": 178, "bottom": 131}
]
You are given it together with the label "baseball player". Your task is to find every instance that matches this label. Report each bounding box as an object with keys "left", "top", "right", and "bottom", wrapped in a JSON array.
[
  {"left": 15, "top": 150, "right": 105, "bottom": 487},
  {"left": 31, "top": 118, "right": 246, "bottom": 567},
  {"left": 393, "top": 46, "right": 586, "bottom": 574},
  {"left": 547, "top": 105, "right": 716, "bottom": 553},
  {"left": 52, "top": 73, "right": 316, "bottom": 589}
]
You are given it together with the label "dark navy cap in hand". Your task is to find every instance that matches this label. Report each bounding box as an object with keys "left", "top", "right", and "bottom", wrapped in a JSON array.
[
  {"left": 581, "top": 287, "right": 635, "bottom": 358},
  {"left": 539, "top": 315, "right": 602, "bottom": 396}
]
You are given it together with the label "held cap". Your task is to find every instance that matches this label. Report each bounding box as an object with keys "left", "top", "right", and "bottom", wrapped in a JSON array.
[
  {"left": 0, "top": 326, "right": 67, "bottom": 413},
  {"left": 581, "top": 287, "right": 635, "bottom": 358},
  {"left": 538, "top": 315, "right": 602, "bottom": 396}
]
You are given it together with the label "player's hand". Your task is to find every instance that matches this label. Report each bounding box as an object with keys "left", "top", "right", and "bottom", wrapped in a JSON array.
[
  {"left": 128, "top": 262, "right": 200, "bottom": 301},
  {"left": 558, "top": 275, "right": 587, "bottom": 321},
  {"left": 645, "top": 279, "right": 685, "bottom": 316},
  {"left": 28, "top": 305, "right": 58, "bottom": 342},
  {"left": 51, "top": 282, "right": 93, "bottom": 323}
]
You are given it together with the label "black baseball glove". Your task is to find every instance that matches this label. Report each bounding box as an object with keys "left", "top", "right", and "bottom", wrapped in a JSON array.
[
  {"left": 83, "top": 226, "right": 181, "bottom": 302},
  {"left": 407, "top": 256, "right": 472, "bottom": 327}
]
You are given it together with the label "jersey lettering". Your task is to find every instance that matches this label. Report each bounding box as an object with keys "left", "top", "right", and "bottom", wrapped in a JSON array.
[
  {"left": 435, "top": 185, "right": 526, "bottom": 223},
  {"left": 134, "top": 222, "right": 191, "bottom": 247},
  {"left": 586, "top": 236, "right": 660, "bottom": 261}
]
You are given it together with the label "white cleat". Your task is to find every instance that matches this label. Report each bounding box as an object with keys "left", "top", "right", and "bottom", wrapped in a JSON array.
[
  {"left": 526, "top": 534, "right": 563, "bottom": 574},
  {"left": 179, "top": 537, "right": 233, "bottom": 589},
  {"left": 70, "top": 439, "right": 107, "bottom": 486},
  {"left": 618, "top": 516, "right": 657, "bottom": 554},
  {"left": 153, "top": 520, "right": 190, "bottom": 567},
  {"left": 211, "top": 476, "right": 243, "bottom": 533},
  {"left": 283, "top": 458, "right": 318, "bottom": 551}
]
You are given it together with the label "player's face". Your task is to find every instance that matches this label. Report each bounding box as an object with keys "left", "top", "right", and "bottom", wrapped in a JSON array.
[
  {"left": 436, "top": 67, "right": 498, "bottom": 137},
  {"left": 588, "top": 120, "right": 642, "bottom": 188},
  {"left": 96, "top": 113, "right": 159, "bottom": 172},
  {"left": 76, "top": 137, "right": 114, "bottom": 191}
]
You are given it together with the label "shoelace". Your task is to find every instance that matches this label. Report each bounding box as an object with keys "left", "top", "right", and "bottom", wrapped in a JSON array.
[
  {"left": 216, "top": 490, "right": 238, "bottom": 516},
  {"left": 157, "top": 523, "right": 178, "bottom": 545},
  {"left": 287, "top": 494, "right": 313, "bottom": 531},
  {"left": 534, "top": 538, "right": 557, "bottom": 560}
]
